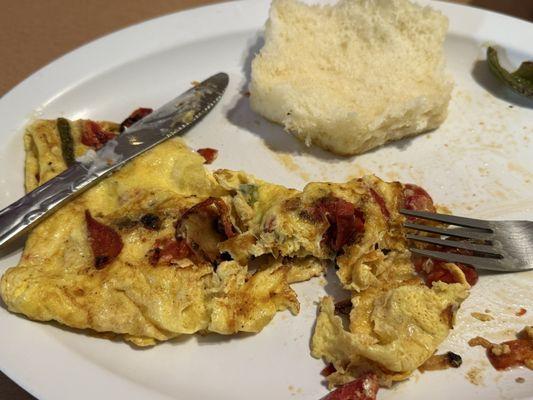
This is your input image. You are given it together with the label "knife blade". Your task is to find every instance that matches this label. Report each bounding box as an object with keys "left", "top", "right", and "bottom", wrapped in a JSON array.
[{"left": 0, "top": 72, "right": 229, "bottom": 248}]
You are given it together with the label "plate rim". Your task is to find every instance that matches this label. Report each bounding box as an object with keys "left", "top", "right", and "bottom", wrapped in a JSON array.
[{"left": 0, "top": 1, "right": 532, "bottom": 399}]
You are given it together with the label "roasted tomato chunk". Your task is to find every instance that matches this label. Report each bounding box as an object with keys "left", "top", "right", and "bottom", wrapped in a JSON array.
[
  {"left": 413, "top": 250, "right": 478, "bottom": 287},
  {"left": 323, "top": 373, "right": 379, "bottom": 400},
  {"left": 119, "top": 107, "right": 153, "bottom": 132},
  {"left": 487, "top": 339, "right": 533, "bottom": 370},
  {"left": 197, "top": 148, "right": 218, "bottom": 164},
  {"left": 312, "top": 197, "right": 365, "bottom": 252},
  {"left": 402, "top": 183, "right": 436, "bottom": 213},
  {"left": 426, "top": 263, "right": 478, "bottom": 286},
  {"left": 149, "top": 238, "right": 192, "bottom": 266},
  {"left": 85, "top": 211, "right": 123, "bottom": 269},
  {"left": 82, "top": 121, "right": 116, "bottom": 149},
  {"left": 470, "top": 331, "right": 533, "bottom": 371}
]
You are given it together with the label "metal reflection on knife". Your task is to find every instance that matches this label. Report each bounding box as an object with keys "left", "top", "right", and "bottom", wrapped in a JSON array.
[{"left": 0, "top": 72, "right": 229, "bottom": 248}]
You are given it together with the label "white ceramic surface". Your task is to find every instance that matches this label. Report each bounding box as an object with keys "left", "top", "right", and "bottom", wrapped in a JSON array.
[{"left": 0, "top": 1, "right": 532, "bottom": 399}]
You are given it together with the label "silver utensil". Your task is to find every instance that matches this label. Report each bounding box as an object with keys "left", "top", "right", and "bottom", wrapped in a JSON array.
[
  {"left": 401, "top": 209, "right": 533, "bottom": 272},
  {"left": 0, "top": 72, "right": 229, "bottom": 248}
]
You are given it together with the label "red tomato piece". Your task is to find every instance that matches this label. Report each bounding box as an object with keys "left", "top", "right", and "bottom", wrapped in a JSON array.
[
  {"left": 197, "top": 148, "right": 218, "bottom": 164},
  {"left": 149, "top": 238, "right": 192, "bottom": 266},
  {"left": 323, "top": 373, "right": 379, "bottom": 400},
  {"left": 426, "top": 263, "right": 478, "bottom": 286},
  {"left": 311, "top": 197, "right": 365, "bottom": 252},
  {"left": 82, "top": 121, "right": 116, "bottom": 149},
  {"left": 487, "top": 339, "right": 533, "bottom": 370},
  {"left": 85, "top": 211, "right": 123, "bottom": 269},
  {"left": 402, "top": 183, "right": 436, "bottom": 213},
  {"left": 119, "top": 107, "right": 153, "bottom": 132}
]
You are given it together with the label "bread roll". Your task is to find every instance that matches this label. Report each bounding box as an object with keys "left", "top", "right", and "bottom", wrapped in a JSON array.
[{"left": 250, "top": 0, "right": 453, "bottom": 156}]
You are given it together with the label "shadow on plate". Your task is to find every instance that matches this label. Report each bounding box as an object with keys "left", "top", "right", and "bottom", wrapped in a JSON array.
[
  {"left": 0, "top": 306, "right": 262, "bottom": 349},
  {"left": 306, "top": 300, "right": 330, "bottom": 390},
  {"left": 322, "top": 266, "right": 351, "bottom": 301},
  {"left": 471, "top": 60, "right": 533, "bottom": 109},
  {"left": 0, "top": 309, "right": 167, "bottom": 350},
  {"left": 0, "top": 303, "right": 199, "bottom": 350},
  {"left": 225, "top": 33, "right": 342, "bottom": 162},
  {"left": 195, "top": 331, "right": 257, "bottom": 346}
]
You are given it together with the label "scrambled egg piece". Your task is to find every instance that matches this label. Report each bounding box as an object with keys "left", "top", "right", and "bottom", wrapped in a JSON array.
[
  {"left": 216, "top": 172, "right": 470, "bottom": 386},
  {"left": 312, "top": 282, "right": 468, "bottom": 387},
  {"left": 1, "top": 117, "right": 470, "bottom": 388}
]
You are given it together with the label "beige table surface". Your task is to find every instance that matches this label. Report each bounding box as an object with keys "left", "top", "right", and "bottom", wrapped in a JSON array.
[{"left": 0, "top": 1, "right": 531, "bottom": 399}]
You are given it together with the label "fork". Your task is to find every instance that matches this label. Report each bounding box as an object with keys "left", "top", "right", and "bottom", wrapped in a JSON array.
[{"left": 400, "top": 209, "right": 533, "bottom": 272}]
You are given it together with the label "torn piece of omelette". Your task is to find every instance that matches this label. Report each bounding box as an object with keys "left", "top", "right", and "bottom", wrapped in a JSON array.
[
  {"left": 215, "top": 171, "right": 474, "bottom": 388},
  {"left": 1, "top": 118, "right": 323, "bottom": 347},
  {"left": 1, "top": 116, "right": 474, "bottom": 392}
]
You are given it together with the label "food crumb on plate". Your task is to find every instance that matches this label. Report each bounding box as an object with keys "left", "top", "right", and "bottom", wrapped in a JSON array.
[
  {"left": 515, "top": 307, "right": 527, "bottom": 316},
  {"left": 465, "top": 367, "right": 484, "bottom": 386},
  {"left": 515, "top": 377, "right": 525, "bottom": 383},
  {"left": 471, "top": 312, "right": 494, "bottom": 321},
  {"left": 275, "top": 153, "right": 310, "bottom": 181},
  {"left": 288, "top": 385, "right": 303, "bottom": 396}
]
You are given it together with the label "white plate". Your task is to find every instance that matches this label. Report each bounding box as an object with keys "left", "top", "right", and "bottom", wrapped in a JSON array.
[{"left": 0, "top": 1, "right": 532, "bottom": 399}]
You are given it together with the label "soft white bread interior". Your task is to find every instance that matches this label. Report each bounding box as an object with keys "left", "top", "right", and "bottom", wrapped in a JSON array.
[{"left": 250, "top": 0, "right": 453, "bottom": 156}]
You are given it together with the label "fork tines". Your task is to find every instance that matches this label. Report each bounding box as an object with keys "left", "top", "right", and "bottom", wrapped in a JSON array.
[
  {"left": 400, "top": 209, "right": 503, "bottom": 270},
  {"left": 408, "top": 247, "right": 504, "bottom": 271},
  {"left": 400, "top": 209, "right": 492, "bottom": 230}
]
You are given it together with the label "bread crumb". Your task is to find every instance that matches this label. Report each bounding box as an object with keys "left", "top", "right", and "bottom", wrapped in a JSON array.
[
  {"left": 471, "top": 312, "right": 494, "bottom": 322},
  {"left": 191, "top": 80, "right": 201, "bottom": 87},
  {"left": 515, "top": 377, "right": 525, "bottom": 383},
  {"left": 466, "top": 367, "right": 484, "bottom": 386}
]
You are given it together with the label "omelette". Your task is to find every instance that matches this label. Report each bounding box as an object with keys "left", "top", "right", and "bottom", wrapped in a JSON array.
[{"left": 0, "top": 114, "right": 475, "bottom": 393}]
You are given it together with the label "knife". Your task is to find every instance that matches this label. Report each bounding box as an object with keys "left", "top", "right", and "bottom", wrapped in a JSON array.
[{"left": 0, "top": 72, "right": 229, "bottom": 248}]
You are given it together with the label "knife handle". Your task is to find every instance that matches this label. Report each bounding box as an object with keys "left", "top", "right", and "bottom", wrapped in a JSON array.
[{"left": 0, "top": 163, "right": 97, "bottom": 248}]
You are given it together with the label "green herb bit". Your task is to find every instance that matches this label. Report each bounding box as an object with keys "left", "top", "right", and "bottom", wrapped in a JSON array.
[
  {"left": 239, "top": 184, "right": 258, "bottom": 206},
  {"left": 487, "top": 46, "right": 533, "bottom": 99},
  {"left": 56, "top": 118, "right": 76, "bottom": 167}
]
